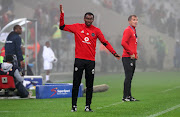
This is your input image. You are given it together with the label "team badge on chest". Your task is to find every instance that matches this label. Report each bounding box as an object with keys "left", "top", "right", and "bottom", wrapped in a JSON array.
[{"left": 91, "top": 33, "right": 95, "bottom": 37}]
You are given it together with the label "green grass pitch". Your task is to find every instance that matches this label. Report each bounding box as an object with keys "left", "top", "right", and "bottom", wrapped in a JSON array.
[{"left": 0, "top": 72, "right": 180, "bottom": 117}]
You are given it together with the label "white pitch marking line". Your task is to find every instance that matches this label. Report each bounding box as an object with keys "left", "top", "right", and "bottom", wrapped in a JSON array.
[
  {"left": 147, "top": 104, "right": 180, "bottom": 117},
  {"left": 161, "top": 86, "right": 180, "bottom": 93},
  {"left": 0, "top": 111, "right": 10, "bottom": 113},
  {"left": 96, "top": 102, "right": 124, "bottom": 110}
]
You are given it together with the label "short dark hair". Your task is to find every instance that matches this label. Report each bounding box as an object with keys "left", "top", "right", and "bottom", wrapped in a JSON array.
[
  {"left": 13, "top": 25, "right": 21, "bottom": 31},
  {"left": 84, "top": 12, "right": 94, "bottom": 19},
  {"left": 128, "top": 15, "right": 137, "bottom": 21},
  {"left": 45, "top": 41, "right": 50, "bottom": 45}
]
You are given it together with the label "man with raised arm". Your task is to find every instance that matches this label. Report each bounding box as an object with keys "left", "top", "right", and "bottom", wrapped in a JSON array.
[{"left": 59, "top": 4, "right": 120, "bottom": 112}]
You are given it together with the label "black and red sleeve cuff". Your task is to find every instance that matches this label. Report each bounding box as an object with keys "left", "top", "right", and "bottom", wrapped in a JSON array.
[{"left": 60, "top": 24, "right": 65, "bottom": 30}]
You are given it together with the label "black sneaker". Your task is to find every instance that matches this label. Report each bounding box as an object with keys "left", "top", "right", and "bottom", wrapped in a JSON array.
[
  {"left": 71, "top": 105, "right": 77, "bottom": 112},
  {"left": 122, "top": 97, "right": 130, "bottom": 102},
  {"left": 85, "top": 106, "right": 93, "bottom": 112},
  {"left": 130, "top": 97, "right": 139, "bottom": 101}
]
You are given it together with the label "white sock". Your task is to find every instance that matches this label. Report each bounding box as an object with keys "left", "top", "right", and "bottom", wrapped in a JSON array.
[{"left": 46, "top": 75, "right": 49, "bottom": 81}]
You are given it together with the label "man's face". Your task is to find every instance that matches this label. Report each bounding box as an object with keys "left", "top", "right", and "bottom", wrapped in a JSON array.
[
  {"left": 84, "top": 14, "right": 94, "bottom": 27},
  {"left": 15, "top": 26, "right": 22, "bottom": 34},
  {"left": 129, "top": 16, "right": 138, "bottom": 27},
  {"left": 46, "top": 42, "right": 50, "bottom": 47}
]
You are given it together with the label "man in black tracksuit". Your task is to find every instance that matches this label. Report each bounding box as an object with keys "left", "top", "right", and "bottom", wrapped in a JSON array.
[{"left": 5, "top": 25, "right": 24, "bottom": 68}]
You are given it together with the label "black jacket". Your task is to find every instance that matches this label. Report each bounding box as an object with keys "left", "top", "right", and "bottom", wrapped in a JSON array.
[{"left": 5, "top": 31, "right": 23, "bottom": 62}]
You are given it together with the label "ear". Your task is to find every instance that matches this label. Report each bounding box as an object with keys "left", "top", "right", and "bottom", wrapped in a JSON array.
[{"left": 128, "top": 20, "right": 131, "bottom": 24}]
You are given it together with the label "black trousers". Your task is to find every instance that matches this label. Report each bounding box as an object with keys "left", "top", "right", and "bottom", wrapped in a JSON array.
[
  {"left": 72, "top": 58, "right": 95, "bottom": 106},
  {"left": 15, "top": 81, "right": 29, "bottom": 98},
  {"left": 122, "top": 57, "right": 136, "bottom": 98}
]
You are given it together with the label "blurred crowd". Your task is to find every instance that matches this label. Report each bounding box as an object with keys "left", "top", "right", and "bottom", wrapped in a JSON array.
[
  {"left": 0, "top": 0, "right": 75, "bottom": 75},
  {"left": 93, "top": 0, "right": 180, "bottom": 40},
  {"left": 0, "top": 0, "right": 15, "bottom": 30},
  {"left": 93, "top": 0, "right": 180, "bottom": 71}
]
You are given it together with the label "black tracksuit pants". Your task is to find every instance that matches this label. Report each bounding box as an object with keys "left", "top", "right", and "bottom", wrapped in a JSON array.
[
  {"left": 122, "top": 57, "right": 136, "bottom": 98},
  {"left": 15, "top": 81, "right": 29, "bottom": 98},
  {"left": 72, "top": 58, "right": 95, "bottom": 107}
]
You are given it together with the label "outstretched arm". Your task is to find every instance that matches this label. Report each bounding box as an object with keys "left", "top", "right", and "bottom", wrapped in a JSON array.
[{"left": 97, "top": 29, "right": 120, "bottom": 60}]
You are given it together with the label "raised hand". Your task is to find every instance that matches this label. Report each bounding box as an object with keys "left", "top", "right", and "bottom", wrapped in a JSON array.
[{"left": 60, "top": 4, "right": 64, "bottom": 13}]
